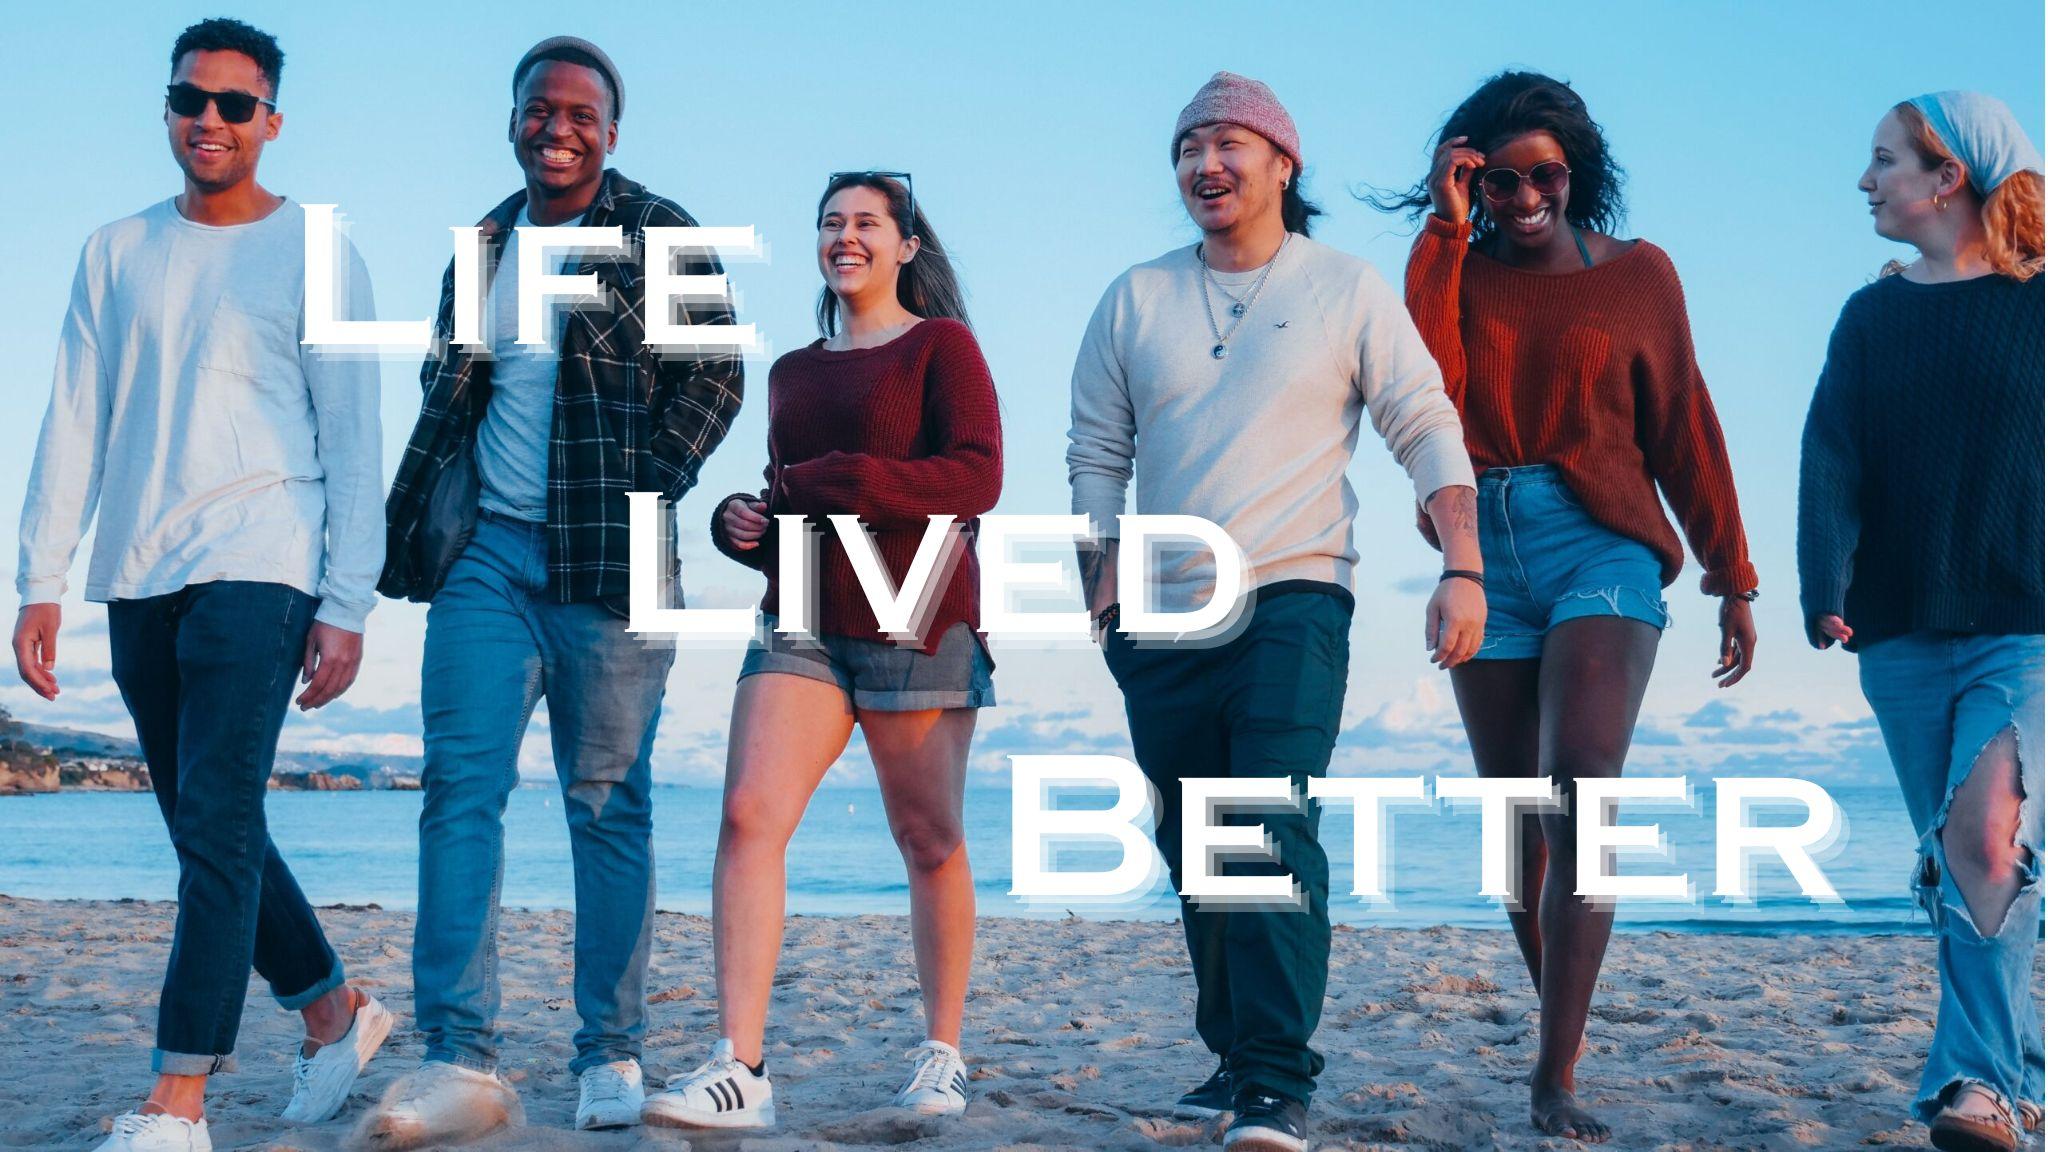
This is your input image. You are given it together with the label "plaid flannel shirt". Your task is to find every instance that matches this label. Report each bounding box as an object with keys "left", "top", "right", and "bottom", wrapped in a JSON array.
[{"left": 380, "top": 169, "right": 743, "bottom": 613}]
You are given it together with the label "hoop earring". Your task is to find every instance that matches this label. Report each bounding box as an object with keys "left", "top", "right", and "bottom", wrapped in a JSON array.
[{"left": 1934, "top": 193, "right": 1946, "bottom": 211}]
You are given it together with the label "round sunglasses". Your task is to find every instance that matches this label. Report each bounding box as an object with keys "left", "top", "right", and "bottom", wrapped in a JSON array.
[
  {"left": 1479, "top": 160, "right": 1570, "bottom": 203},
  {"left": 165, "top": 83, "right": 277, "bottom": 124}
]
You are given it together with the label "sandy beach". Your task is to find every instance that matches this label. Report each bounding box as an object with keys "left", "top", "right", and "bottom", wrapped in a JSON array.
[{"left": 0, "top": 896, "right": 2039, "bottom": 1152}]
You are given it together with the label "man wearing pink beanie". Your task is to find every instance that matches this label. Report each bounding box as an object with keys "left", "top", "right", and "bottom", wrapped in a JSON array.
[{"left": 1067, "top": 71, "right": 1482, "bottom": 1152}]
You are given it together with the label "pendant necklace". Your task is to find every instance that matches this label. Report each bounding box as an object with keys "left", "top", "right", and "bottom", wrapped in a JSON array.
[{"left": 1198, "top": 232, "right": 1291, "bottom": 360}]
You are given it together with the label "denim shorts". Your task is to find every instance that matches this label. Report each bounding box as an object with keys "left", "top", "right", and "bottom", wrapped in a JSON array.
[
  {"left": 1473, "top": 465, "right": 1670, "bottom": 660},
  {"left": 739, "top": 616, "right": 996, "bottom": 711}
]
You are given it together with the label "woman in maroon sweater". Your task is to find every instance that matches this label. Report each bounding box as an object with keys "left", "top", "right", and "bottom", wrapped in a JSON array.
[
  {"left": 642, "top": 174, "right": 1001, "bottom": 1130},
  {"left": 1378, "top": 72, "right": 1759, "bottom": 1143}
]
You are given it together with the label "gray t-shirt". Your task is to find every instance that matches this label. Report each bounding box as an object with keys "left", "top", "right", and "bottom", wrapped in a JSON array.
[{"left": 476, "top": 207, "right": 582, "bottom": 522}]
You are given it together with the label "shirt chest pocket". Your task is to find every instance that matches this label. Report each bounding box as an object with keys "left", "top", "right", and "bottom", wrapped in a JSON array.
[
  {"left": 197, "top": 298, "right": 301, "bottom": 383},
  {"left": 193, "top": 298, "right": 311, "bottom": 480}
]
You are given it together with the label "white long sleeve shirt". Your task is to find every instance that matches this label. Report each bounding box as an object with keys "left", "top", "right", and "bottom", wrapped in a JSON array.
[
  {"left": 1066, "top": 236, "right": 1473, "bottom": 612},
  {"left": 16, "top": 198, "right": 384, "bottom": 631}
]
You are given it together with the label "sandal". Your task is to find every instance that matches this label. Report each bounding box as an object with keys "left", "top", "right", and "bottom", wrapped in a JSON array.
[{"left": 1929, "top": 1084, "right": 2019, "bottom": 1152}]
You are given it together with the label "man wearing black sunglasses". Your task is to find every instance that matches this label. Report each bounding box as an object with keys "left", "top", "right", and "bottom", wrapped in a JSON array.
[
  {"left": 14, "top": 17, "right": 390, "bottom": 1152},
  {"left": 371, "top": 33, "right": 743, "bottom": 1147}
]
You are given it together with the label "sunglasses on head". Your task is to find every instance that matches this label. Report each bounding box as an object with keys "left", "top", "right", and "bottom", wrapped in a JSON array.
[
  {"left": 1479, "top": 161, "right": 1570, "bottom": 202},
  {"left": 826, "top": 170, "right": 916, "bottom": 238},
  {"left": 165, "top": 83, "right": 276, "bottom": 124}
]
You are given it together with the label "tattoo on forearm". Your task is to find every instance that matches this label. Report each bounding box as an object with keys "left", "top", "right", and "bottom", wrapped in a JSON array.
[
  {"left": 1078, "top": 549, "right": 1107, "bottom": 605},
  {"left": 1447, "top": 487, "right": 1477, "bottom": 534}
]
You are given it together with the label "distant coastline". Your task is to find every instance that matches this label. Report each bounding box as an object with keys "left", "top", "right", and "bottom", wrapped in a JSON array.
[{"left": 0, "top": 705, "right": 421, "bottom": 795}]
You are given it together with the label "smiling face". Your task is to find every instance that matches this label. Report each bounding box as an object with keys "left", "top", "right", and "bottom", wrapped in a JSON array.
[
  {"left": 1478, "top": 130, "right": 1571, "bottom": 252},
  {"left": 165, "top": 49, "right": 279, "bottom": 193},
  {"left": 817, "top": 184, "right": 918, "bottom": 306},
  {"left": 510, "top": 60, "right": 616, "bottom": 205},
  {"left": 1176, "top": 123, "right": 1292, "bottom": 235},
  {"left": 1859, "top": 109, "right": 1960, "bottom": 244}
]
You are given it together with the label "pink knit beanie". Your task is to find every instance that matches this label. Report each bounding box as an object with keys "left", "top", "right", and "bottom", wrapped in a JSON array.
[{"left": 1171, "top": 71, "right": 1302, "bottom": 171}]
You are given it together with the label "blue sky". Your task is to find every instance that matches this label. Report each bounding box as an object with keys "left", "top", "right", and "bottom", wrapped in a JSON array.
[{"left": 0, "top": 1, "right": 2040, "bottom": 787}]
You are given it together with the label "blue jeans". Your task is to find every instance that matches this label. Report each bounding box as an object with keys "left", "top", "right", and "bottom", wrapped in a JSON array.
[
  {"left": 1858, "top": 631, "right": 2045, "bottom": 1130},
  {"left": 107, "top": 581, "right": 347, "bottom": 1075},
  {"left": 413, "top": 512, "right": 675, "bottom": 1074},
  {"left": 1472, "top": 465, "right": 1670, "bottom": 660}
]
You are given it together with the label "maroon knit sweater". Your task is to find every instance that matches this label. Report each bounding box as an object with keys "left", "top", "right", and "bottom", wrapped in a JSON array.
[
  {"left": 709, "top": 318, "right": 1003, "bottom": 652},
  {"left": 1406, "top": 215, "right": 1757, "bottom": 596}
]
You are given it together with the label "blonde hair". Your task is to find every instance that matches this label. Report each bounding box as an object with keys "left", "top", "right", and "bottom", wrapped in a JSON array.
[{"left": 1886, "top": 101, "right": 2044, "bottom": 281}]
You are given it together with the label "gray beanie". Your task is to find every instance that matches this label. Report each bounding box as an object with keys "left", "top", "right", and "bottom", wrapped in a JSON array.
[{"left": 514, "top": 35, "right": 624, "bottom": 122}]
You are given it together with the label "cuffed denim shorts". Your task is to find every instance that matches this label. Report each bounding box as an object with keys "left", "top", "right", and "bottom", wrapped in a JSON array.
[
  {"left": 1473, "top": 465, "right": 1671, "bottom": 660},
  {"left": 740, "top": 615, "right": 996, "bottom": 711}
]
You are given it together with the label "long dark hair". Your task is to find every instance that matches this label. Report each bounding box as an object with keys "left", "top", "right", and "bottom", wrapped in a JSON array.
[
  {"left": 1282, "top": 176, "right": 1324, "bottom": 236},
  {"left": 1368, "top": 71, "right": 1625, "bottom": 243},
  {"left": 815, "top": 173, "right": 970, "bottom": 337}
]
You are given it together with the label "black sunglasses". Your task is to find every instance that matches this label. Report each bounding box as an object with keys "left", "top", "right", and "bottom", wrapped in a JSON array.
[
  {"left": 166, "top": 83, "right": 276, "bottom": 124},
  {"left": 1479, "top": 160, "right": 1570, "bottom": 203},
  {"left": 825, "top": 170, "right": 916, "bottom": 238}
]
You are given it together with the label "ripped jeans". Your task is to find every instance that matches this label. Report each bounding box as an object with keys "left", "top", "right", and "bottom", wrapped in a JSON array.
[
  {"left": 1859, "top": 631, "right": 2045, "bottom": 1131},
  {"left": 414, "top": 512, "right": 676, "bottom": 1075},
  {"left": 1470, "top": 465, "right": 1671, "bottom": 660}
]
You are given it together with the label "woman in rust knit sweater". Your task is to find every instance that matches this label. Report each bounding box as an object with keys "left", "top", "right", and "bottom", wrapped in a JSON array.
[
  {"left": 640, "top": 173, "right": 1001, "bottom": 1130},
  {"left": 1382, "top": 72, "right": 1758, "bottom": 1143}
]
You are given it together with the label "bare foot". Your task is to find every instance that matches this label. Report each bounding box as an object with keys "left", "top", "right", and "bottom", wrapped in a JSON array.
[{"left": 1531, "top": 1084, "right": 1610, "bottom": 1143}]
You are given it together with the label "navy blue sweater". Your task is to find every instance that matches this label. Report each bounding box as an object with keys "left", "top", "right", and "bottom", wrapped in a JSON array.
[{"left": 1797, "top": 271, "right": 2044, "bottom": 651}]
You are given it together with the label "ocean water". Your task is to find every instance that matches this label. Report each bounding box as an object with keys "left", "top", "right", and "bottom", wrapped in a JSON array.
[{"left": 0, "top": 783, "right": 1930, "bottom": 935}]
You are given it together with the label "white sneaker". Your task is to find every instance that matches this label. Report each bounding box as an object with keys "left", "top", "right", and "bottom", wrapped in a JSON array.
[
  {"left": 576, "top": 1060, "right": 644, "bottom": 1131},
  {"left": 359, "top": 1061, "right": 523, "bottom": 1150},
  {"left": 640, "top": 1039, "right": 775, "bottom": 1129},
  {"left": 890, "top": 1039, "right": 968, "bottom": 1116},
  {"left": 281, "top": 991, "right": 394, "bottom": 1124},
  {"left": 93, "top": 1112, "right": 211, "bottom": 1152}
]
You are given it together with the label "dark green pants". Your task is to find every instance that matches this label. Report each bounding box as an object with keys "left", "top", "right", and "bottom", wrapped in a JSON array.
[{"left": 1103, "top": 589, "right": 1350, "bottom": 1104}]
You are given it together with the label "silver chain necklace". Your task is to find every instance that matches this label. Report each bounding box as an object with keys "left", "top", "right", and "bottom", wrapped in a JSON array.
[{"left": 1197, "top": 232, "right": 1291, "bottom": 360}]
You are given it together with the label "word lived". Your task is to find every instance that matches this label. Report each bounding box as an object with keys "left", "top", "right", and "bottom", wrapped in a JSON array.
[
  {"left": 622, "top": 504, "right": 1257, "bottom": 643},
  {"left": 1010, "top": 760, "right": 1844, "bottom": 906}
]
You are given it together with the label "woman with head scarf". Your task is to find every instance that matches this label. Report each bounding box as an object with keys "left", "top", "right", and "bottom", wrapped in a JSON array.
[{"left": 1799, "top": 91, "right": 2045, "bottom": 1152}]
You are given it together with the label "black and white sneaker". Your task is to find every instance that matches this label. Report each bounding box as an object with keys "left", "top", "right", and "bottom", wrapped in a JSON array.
[
  {"left": 1223, "top": 1091, "right": 1307, "bottom": 1151},
  {"left": 640, "top": 1039, "right": 775, "bottom": 1130},
  {"left": 889, "top": 1039, "right": 968, "bottom": 1116},
  {"left": 1174, "top": 1060, "right": 1232, "bottom": 1117}
]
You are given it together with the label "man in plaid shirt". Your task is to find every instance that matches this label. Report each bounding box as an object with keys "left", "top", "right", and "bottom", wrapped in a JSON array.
[{"left": 370, "top": 36, "right": 741, "bottom": 1146}]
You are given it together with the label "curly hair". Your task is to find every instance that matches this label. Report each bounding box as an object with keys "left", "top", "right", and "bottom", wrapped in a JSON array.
[
  {"left": 1883, "top": 101, "right": 2043, "bottom": 281},
  {"left": 171, "top": 17, "right": 284, "bottom": 100},
  {"left": 1370, "top": 70, "right": 1625, "bottom": 243}
]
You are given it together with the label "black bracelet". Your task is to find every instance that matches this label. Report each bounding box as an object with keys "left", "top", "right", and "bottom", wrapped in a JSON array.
[
  {"left": 1440, "top": 569, "right": 1486, "bottom": 589},
  {"left": 1094, "top": 602, "right": 1121, "bottom": 631}
]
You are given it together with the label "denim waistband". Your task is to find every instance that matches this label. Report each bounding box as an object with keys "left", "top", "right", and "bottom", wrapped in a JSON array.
[
  {"left": 478, "top": 508, "right": 545, "bottom": 532},
  {"left": 1478, "top": 464, "right": 1565, "bottom": 486}
]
